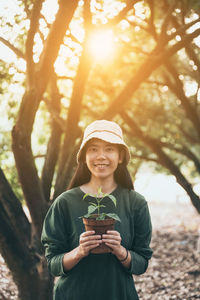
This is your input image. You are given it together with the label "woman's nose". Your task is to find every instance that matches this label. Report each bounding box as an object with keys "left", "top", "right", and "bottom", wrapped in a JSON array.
[{"left": 96, "top": 149, "right": 106, "bottom": 159}]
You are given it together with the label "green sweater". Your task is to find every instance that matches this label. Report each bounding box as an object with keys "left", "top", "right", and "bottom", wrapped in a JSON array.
[{"left": 41, "top": 185, "right": 153, "bottom": 300}]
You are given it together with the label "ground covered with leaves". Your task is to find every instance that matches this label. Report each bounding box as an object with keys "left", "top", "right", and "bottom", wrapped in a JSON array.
[
  {"left": 137, "top": 201, "right": 200, "bottom": 300},
  {"left": 137, "top": 229, "right": 200, "bottom": 299},
  {"left": 0, "top": 201, "right": 199, "bottom": 299}
]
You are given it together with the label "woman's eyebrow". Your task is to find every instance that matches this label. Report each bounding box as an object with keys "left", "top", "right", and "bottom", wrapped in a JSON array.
[
  {"left": 87, "top": 143, "right": 98, "bottom": 147},
  {"left": 88, "top": 144, "right": 115, "bottom": 148}
]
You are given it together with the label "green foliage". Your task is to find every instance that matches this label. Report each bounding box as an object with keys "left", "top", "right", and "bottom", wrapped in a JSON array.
[
  {"left": 81, "top": 187, "right": 121, "bottom": 221},
  {"left": 0, "top": 61, "right": 13, "bottom": 93},
  {"left": 0, "top": 0, "right": 200, "bottom": 204}
]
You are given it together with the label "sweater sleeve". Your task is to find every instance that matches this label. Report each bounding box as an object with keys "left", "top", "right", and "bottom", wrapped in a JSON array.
[
  {"left": 127, "top": 197, "right": 153, "bottom": 276},
  {"left": 41, "top": 197, "right": 70, "bottom": 277}
]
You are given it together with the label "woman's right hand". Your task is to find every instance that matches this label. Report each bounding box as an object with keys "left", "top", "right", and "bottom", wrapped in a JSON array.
[
  {"left": 63, "top": 231, "right": 102, "bottom": 272},
  {"left": 78, "top": 231, "right": 102, "bottom": 258}
]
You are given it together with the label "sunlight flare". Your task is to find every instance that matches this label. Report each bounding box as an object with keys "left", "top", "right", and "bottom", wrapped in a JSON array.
[{"left": 87, "top": 29, "right": 116, "bottom": 61}]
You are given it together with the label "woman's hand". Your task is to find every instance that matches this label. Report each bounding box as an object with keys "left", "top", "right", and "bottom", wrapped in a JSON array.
[
  {"left": 78, "top": 231, "right": 102, "bottom": 258},
  {"left": 63, "top": 230, "right": 130, "bottom": 272},
  {"left": 63, "top": 231, "right": 102, "bottom": 272},
  {"left": 102, "top": 230, "right": 128, "bottom": 262}
]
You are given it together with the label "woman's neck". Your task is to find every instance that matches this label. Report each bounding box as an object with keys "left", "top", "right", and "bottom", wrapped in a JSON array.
[{"left": 81, "top": 177, "right": 117, "bottom": 195}]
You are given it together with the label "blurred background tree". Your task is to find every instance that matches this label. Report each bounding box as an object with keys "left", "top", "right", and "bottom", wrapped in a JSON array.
[{"left": 0, "top": 0, "right": 200, "bottom": 299}]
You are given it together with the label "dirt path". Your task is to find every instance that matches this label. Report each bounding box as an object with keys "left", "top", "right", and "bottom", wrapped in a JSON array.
[
  {"left": 137, "top": 201, "right": 200, "bottom": 300},
  {"left": 0, "top": 201, "right": 199, "bottom": 299}
]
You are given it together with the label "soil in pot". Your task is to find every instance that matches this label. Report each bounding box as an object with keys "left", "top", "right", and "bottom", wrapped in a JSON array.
[{"left": 83, "top": 217, "right": 116, "bottom": 254}]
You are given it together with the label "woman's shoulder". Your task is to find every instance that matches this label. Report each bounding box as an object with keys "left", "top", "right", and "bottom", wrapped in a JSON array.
[
  {"left": 52, "top": 187, "right": 83, "bottom": 206},
  {"left": 119, "top": 186, "right": 147, "bottom": 209}
]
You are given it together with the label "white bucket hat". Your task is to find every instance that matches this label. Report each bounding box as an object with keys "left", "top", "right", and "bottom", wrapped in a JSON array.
[{"left": 77, "top": 120, "right": 130, "bottom": 164}]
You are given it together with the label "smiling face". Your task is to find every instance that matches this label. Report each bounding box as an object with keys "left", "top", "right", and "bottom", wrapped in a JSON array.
[{"left": 85, "top": 138, "right": 123, "bottom": 182}]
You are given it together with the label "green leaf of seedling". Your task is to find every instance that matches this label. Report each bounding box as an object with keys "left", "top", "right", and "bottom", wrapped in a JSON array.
[
  {"left": 88, "top": 205, "right": 97, "bottom": 215},
  {"left": 83, "top": 193, "right": 90, "bottom": 200},
  {"left": 102, "top": 192, "right": 108, "bottom": 197},
  {"left": 96, "top": 213, "right": 106, "bottom": 220},
  {"left": 80, "top": 187, "right": 119, "bottom": 221},
  {"left": 81, "top": 213, "right": 91, "bottom": 219},
  {"left": 89, "top": 202, "right": 97, "bottom": 206},
  {"left": 79, "top": 212, "right": 92, "bottom": 219},
  {"left": 106, "top": 213, "right": 121, "bottom": 222},
  {"left": 107, "top": 195, "right": 116, "bottom": 206}
]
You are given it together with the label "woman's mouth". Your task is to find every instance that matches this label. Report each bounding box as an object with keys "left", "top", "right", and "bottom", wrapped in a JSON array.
[{"left": 94, "top": 164, "right": 108, "bottom": 169}]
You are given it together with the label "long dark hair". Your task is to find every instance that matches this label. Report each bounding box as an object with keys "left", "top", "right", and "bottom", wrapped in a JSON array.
[{"left": 67, "top": 144, "right": 134, "bottom": 190}]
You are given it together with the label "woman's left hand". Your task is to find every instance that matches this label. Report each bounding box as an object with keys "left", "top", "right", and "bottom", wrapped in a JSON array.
[{"left": 102, "top": 230, "right": 127, "bottom": 261}]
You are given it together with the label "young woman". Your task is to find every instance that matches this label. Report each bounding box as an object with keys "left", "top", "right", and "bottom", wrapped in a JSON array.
[{"left": 41, "top": 120, "right": 153, "bottom": 300}]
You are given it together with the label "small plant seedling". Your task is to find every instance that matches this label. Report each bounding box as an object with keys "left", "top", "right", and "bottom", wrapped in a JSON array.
[{"left": 81, "top": 187, "right": 121, "bottom": 222}]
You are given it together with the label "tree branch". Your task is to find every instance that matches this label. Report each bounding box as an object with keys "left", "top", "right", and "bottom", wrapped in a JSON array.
[
  {"left": 43, "top": 97, "right": 66, "bottom": 131},
  {"left": 164, "top": 61, "right": 200, "bottom": 139},
  {"left": 185, "top": 45, "right": 200, "bottom": 82},
  {"left": 0, "top": 37, "right": 25, "bottom": 59},
  {"left": 146, "top": 0, "right": 158, "bottom": 40},
  {"left": 23, "top": 0, "right": 32, "bottom": 19},
  {"left": 102, "top": 27, "right": 200, "bottom": 119},
  {"left": 165, "top": 17, "right": 200, "bottom": 46},
  {"left": 126, "top": 19, "right": 149, "bottom": 34},
  {"left": 120, "top": 111, "right": 200, "bottom": 213},
  {"left": 26, "top": 0, "right": 44, "bottom": 86},
  {"left": 159, "top": 0, "right": 177, "bottom": 40},
  {"left": 157, "top": 140, "right": 200, "bottom": 173},
  {"left": 38, "top": 0, "right": 79, "bottom": 90},
  {"left": 178, "top": 124, "right": 200, "bottom": 144},
  {"left": 57, "top": 75, "right": 74, "bottom": 81},
  {"left": 106, "top": 0, "right": 140, "bottom": 27}
]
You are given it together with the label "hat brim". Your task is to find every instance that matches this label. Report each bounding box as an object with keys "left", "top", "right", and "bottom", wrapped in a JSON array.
[{"left": 77, "top": 131, "right": 130, "bottom": 164}]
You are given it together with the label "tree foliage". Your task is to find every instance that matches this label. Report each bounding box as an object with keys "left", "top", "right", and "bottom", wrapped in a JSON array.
[{"left": 0, "top": 0, "right": 200, "bottom": 298}]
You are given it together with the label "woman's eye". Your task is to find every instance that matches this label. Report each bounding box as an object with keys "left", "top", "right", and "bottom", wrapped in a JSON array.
[
  {"left": 106, "top": 147, "right": 114, "bottom": 152},
  {"left": 89, "top": 147, "right": 97, "bottom": 152}
]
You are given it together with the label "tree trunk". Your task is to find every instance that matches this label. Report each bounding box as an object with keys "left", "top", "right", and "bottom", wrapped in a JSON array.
[
  {"left": 41, "top": 76, "right": 62, "bottom": 202},
  {"left": 12, "top": 91, "right": 48, "bottom": 240},
  {"left": 0, "top": 169, "right": 54, "bottom": 299},
  {"left": 12, "top": 0, "right": 79, "bottom": 238},
  {"left": 54, "top": 29, "right": 92, "bottom": 197},
  {"left": 6, "top": 2, "right": 80, "bottom": 298}
]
